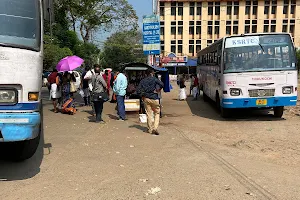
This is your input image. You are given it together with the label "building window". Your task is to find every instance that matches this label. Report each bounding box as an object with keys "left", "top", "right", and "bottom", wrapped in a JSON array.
[
  {"left": 196, "top": 26, "right": 201, "bottom": 35},
  {"left": 215, "top": 2, "right": 220, "bottom": 15},
  {"left": 226, "top": 26, "right": 231, "bottom": 35},
  {"left": 291, "top": 5, "right": 296, "bottom": 14},
  {"left": 178, "top": 27, "right": 183, "bottom": 35},
  {"left": 190, "top": 3, "right": 195, "bottom": 16},
  {"left": 227, "top": 2, "right": 232, "bottom": 15},
  {"left": 189, "top": 45, "right": 194, "bottom": 54},
  {"left": 271, "top": 0, "right": 277, "bottom": 14},
  {"left": 196, "top": 2, "right": 202, "bottom": 16},
  {"left": 178, "top": 2, "right": 183, "bottom": 16},
  {"left": 178, "top": 45, "right": 183, "bottom": 54},
  {"left": 245, "top": 25, "right": 250, "bottom": 33},
  {"left": 208, "top": 2, "right": 213, "bottom": 15},
  {"left": 234, "top": 2, "right": 239, "bottom": 15},
  {"left": 290, "top": 25, "right": 295, "bottom": 34},
  {"left": 215, "top": 26, "right": 220, "bottom": 35},
  {"left": 171, "top": 45, "right": 176, "bottom": 53},
  {"left": 264, "top": 1, "right": 270, "bottom": 14},
  {"left": 171, "top": 40, "right": 176, "bottom": 44},
  {"left": 196, "top": 45, "right": 201, "bottom": 52},
  {"left": 160, "top": 7, "right": 164, "bottom": 16},
  {"left": 160, "top": 27, "right": 164, "bottom": 35},
  {"left": 171, "top": 27, "right": 176, "bottom": 35},
  {"left": 253, "top": 1, "right": 258, "bottom": 15},
  {"left": 283, "top": 0, "right": 289, "bottom": 14},
  {"left": 282, "top": 25, "right": 288, "bottom": 32},
  {"left": 233, "top": 26, "right": 238, "bottom": 34},
  {"left": 189, "top": 26, "right": 194, "bottom": 35},
  {"left": 161, "top": 45, "right": 165, "bottom": 52},
  {"left": 252, "top": 25, "right": 257, "bottom": 33},
  {"left": 246, "top": 1, "right": 251, "bottom": 14},
  {"left": 271, "top": 25, "right": 276, "bottom": 32},
  {"left": 171, "top": 2, "right": 176, "bottom": 16},
  {"left": 264, "top": 25, "right": 269, "bottom": 33}
]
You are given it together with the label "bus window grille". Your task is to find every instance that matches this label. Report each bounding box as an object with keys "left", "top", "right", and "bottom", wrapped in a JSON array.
[{"left": 248, "top": 89, "right": 275, "bottom": 97}]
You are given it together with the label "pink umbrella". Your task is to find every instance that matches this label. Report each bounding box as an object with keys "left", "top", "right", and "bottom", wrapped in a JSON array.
[{"left": 56, "top": 55, "right": 84, "bottom": 72}]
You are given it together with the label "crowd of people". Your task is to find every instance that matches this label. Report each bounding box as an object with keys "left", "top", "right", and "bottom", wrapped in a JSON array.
[{"left": 47, "top": 65, "right": 165, "bottom": 135}]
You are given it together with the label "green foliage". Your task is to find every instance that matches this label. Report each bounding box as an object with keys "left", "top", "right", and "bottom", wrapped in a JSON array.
[
  {"left": 43, "top": 43, "right": 73, "bottom": 70},
  {"left": 101, "top": 30, "right": 146, "bottom": 71},
  {"left": 58, "top": 0, "right": 138, "bottom": 43}
]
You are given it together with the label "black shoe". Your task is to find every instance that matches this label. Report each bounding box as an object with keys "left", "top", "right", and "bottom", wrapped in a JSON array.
[{"left": 152, "top": 130, "right": 160, "bottom": 136}]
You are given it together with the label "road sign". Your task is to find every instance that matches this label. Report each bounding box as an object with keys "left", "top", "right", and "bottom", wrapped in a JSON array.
[{"left": 143, "top": 15, "right": 161, "bottom": 55}]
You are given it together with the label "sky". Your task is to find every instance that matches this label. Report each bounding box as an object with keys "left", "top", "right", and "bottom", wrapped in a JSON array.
[
  {"left": 96, "top": 0, "right": 153, "bottom": 44},
  {"left": 128, "top": 0, "right": 153, "bottom": 27}
]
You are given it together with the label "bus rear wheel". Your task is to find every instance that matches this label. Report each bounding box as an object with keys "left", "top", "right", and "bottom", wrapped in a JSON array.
[
  {"left": 274, "top": 106, "right": 284, "bottom": 118},
  {"left": 203, "top": 90, "right": 209, "bottom": 102}
]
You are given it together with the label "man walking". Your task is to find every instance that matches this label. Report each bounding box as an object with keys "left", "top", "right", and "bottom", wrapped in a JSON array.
[
  {"left": 113, "top": 70, "right": 128, "bottom": 121},
  {"left": 137, "top": 69, "right": 164, "bottom": 135}
]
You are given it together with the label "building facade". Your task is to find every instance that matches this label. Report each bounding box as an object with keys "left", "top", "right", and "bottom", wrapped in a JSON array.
[{"left": 158, "top": 0, "right": 300, "bottom": 59}]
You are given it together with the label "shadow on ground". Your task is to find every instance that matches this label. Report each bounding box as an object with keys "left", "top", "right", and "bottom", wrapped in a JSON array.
[{"left": 186, "top": 93, "right": 286, "bottom": 122}]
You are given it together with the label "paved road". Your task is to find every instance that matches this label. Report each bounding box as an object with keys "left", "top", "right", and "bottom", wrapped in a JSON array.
[{"left": 0, "top": 86, "right": 300, "bottom": 199}]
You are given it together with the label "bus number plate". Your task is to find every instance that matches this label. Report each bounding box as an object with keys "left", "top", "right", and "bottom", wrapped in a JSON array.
[{"left": 256, "top": 99, "right": 267, "bottom": 106}]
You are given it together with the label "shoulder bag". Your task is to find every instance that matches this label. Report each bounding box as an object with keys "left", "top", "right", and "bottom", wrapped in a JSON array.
[{"left": 92, "top": 74, "right": 109, "bottom": 102}]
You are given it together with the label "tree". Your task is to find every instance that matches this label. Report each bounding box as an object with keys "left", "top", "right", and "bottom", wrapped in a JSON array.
[
  {"left": 101, "top": 30, "right": 146, "bottom": 70},
  {"left": 60, "top": 0, "right": 138, "bottom": 43},
  {"left": 43, "top": 36, "right": 73, "bottom": 70}
]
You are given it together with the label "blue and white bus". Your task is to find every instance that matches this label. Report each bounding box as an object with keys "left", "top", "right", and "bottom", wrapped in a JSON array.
[
  {"left": 197, "top": 33, "right": 298, "bottom": 118},
  {"left": 0, "top": 0, "right": 44, "bottom": 160}
]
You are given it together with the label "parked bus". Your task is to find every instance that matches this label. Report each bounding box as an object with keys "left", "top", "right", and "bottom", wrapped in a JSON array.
[
  {"left": 0, "top": 0, "right": 44, "bottom": 160},
  {"left": 197, "top": 33, "right": 298, "bottom": 118}
]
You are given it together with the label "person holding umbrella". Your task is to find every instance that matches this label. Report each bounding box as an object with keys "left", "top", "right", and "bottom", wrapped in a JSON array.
[{"left": 56, "top": 55, "right": 84, "bottom": 114}]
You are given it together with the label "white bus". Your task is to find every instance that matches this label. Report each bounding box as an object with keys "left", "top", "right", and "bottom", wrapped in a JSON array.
[
  {"left": 0, "top": 0, "right": 44, "bottom": 160},
  {"left": 197, "top": 33, "right": 298, "bottom": 118}
]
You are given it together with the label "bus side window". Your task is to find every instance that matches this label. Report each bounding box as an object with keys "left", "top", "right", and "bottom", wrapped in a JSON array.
[{"left": 217, "top": 45, "right": 222, "bottom": 73}]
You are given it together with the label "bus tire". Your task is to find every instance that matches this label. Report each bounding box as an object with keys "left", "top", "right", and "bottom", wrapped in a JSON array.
[
  {"left": 274, "top": 106, "right": 284, "bottom": 118},
  {"left": 216, "top": 94, "right": 230, "bottom": 118},
  {"left": 220, "top": 107, "right": 230, "bottom": 118},
  {"left": 9, "top": 132, "right": 40, "bottom": 162},
  {"left": 203, "top": 91, "right": 208, "bottom": 102}
]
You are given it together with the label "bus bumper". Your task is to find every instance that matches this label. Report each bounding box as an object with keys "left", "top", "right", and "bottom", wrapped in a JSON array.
[
  {"left": 0, "top": 112, "right": 41, "bottom": 142},
  {"left": 222, "top": 96, "right": 298, "bottom": 109}
]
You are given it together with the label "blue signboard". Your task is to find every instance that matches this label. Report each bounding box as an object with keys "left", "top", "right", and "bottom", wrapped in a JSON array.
[{"left": 143, "top": 15, "right": 161, "bottom": 55}]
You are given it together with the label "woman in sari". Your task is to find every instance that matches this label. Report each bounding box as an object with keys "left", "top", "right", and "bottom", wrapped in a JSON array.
[{"left": 61, "top": 72, "right": 76, "bottom": 115}]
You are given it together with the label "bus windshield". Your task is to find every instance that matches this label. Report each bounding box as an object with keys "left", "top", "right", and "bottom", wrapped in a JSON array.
[
  {"left": 224, "top": 35, "right": 296, "bottom": 73},
  {"left": 0, "top": 0, "right": 41, "bottom": 51}
]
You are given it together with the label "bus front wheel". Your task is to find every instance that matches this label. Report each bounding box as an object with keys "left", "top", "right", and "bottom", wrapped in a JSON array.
[
  {"left": 9, "top": 131, "right": 40, "bottom": 162},
  {"left": 274, "top": 106, "right": 284, "bottom": 118}
]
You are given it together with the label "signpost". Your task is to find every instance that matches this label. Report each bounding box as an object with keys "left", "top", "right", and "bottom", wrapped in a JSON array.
[{"left": 143, "top": 15, "right": 161, "bottom": 56}]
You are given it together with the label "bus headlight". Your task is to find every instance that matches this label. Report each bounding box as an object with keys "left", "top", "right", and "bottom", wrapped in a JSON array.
[
  {"left": 282, "top": 86, "right": 293, "bottom": 94},
  {"left": 0, "top": 90, "right": 17, "bottom": 103},
  {"left": 230, "top": 88, "right": 241, "bottom": 96}
]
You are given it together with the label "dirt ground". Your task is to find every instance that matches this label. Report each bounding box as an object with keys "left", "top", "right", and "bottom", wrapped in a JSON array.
[{"left": 0, "top": 84, "right": 299, "bottom": 200}]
